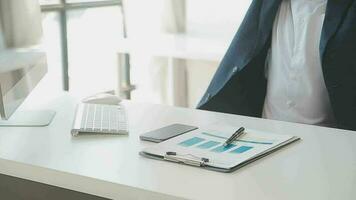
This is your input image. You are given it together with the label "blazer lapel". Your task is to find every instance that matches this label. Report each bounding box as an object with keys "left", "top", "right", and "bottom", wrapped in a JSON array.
[
  {"left": 320, "top": 0, "right": 353, "bottom": 60},
  {"left": 258, "top": 0, "right": 283, "bottom": 49}
]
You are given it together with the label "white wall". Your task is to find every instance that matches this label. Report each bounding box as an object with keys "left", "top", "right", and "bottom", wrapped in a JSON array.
[
  {"left": 125, "top": 0, "right": 252, "bottom": 108},
  {"left": 186, "top": 0, "right": 252, "bottom": 40}
]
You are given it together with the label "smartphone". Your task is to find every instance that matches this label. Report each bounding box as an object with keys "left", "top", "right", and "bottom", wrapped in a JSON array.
[{"left": 140, "top": 124, "right": 198, "bottom": 143}]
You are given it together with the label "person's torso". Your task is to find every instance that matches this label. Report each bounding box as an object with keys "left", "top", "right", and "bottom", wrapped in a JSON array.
[
  {"left": 198, "top": 0, "right": 356, "bottom": 130},
  {"left": 262, "top": 0, "right": 336, "bottom": 126}
]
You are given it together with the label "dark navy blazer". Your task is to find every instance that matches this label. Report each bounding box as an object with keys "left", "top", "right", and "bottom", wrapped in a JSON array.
[{"left": 197, "top": 0, "right": 356, "bottom": 130}]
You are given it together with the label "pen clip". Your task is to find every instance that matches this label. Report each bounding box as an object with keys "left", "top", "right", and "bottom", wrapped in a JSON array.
[{"left": 164, "top": 152, "right": 209, "bottom": 167}]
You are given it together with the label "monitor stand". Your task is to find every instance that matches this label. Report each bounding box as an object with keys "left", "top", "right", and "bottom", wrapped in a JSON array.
[{"left": 0, "top": 110, "right": 56, "bottom": 127}]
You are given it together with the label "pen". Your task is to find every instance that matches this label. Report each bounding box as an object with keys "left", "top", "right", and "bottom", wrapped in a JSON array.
[{"left": 223, "top": 127, "right": 245, "bottom": 146}]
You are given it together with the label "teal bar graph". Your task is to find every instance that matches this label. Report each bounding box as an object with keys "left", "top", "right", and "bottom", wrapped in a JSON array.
[
  {"left": 230, "top": 146, "right": 253, "bottom": 154},
  {"left": 179, "top": 137, "right": 205, "bottom": 147},
  {"left": 201, "top": 132, "right": 274, "bottom": 145},
  {"left": 197, "top": 141, "right": 220, "bottom": 149},
  {"left": 211, "top": 144, "right": 236, "bottom": 153}
]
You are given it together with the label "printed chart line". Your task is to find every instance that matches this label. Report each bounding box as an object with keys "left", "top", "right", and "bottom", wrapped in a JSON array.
[{"left": 201, "top": 132, "right": 274, "bottom": 145}]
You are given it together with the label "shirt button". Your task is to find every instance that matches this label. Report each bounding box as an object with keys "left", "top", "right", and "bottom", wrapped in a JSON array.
[
  {"left": 286, "top": 100, "right": 296, "bottom": 108},
  {"left": 205, "top": 93, "right": 211, "bottom": 102},
  {"left": 232, "top": 66, "right": 238, "bottom": 74}
]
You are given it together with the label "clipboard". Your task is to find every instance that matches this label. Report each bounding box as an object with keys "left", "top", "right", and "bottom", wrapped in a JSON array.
[{"left": 140, "top": 128, "right": 300, "bottom": 173}]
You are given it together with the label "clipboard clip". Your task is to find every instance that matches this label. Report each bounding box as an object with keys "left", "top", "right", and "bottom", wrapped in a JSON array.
[{"left": 164, "top": 152, "right": 210, "bottom": 167}]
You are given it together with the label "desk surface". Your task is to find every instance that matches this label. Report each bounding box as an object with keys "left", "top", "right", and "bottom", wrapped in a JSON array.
[{"left": 0, "top": 93, "right": 355, "bottom": 200}]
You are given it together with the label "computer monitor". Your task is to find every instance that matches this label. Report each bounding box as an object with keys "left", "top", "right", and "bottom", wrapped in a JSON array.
[{"left": 0, "top": 49, "right": 55, "bottom": 127}]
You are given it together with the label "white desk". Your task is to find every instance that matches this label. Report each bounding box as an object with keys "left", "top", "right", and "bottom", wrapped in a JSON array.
[{"left": 0, "top": 93, "right": 356, "bottom": 200}]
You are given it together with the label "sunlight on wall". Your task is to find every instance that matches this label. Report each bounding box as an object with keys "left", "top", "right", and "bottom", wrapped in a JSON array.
[
  {"left": 187, "top": 0, "right": 252, "bottom": 40},
  {"left": 39, "top": 0, "right": 252, "bottom": 105},
  {"left": 67, "top": 6, "right": 123, "bottom": 98}
]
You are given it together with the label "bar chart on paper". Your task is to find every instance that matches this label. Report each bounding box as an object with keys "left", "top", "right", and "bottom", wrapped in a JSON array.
[
  {"left": 141, "top": 127, "right": 300, "bottom": 171},
  {"left": 177, "top": 131, "right": 276, "bottom": 155}
]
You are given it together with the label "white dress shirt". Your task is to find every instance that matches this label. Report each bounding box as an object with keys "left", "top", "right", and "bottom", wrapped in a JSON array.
[{"left": 262, "top": 0, "right": 336, "bottom": 126}]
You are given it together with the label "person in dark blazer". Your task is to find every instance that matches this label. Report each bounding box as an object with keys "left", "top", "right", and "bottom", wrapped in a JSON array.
[{"left": 197, "top": 0, "right": 356, "bottom": 131}]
